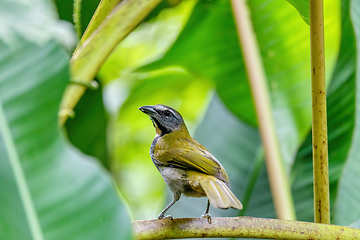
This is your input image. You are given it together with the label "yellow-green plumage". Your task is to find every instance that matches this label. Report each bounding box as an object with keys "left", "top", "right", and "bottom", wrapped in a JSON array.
[{"left": 154, "top": 124, "right": 229, "bottom": 183}]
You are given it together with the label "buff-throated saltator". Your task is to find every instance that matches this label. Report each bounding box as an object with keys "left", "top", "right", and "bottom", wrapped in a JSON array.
[{"left": 139, "top": 104, "right": 243, "bottom": 223}]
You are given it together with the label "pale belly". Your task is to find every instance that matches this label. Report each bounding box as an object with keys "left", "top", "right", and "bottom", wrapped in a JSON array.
[{"left": 157, "top": 166, "right": 206, "bottom": 198}]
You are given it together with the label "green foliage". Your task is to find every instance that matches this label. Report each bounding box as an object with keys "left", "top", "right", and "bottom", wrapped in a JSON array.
[
  {"left": 334, "top": 0, "right": 360, "bottom": 226},
  {"left": 0, "top": 37, "right": 132, "bottom": 240},
  {"left": 0, "top": 0, "right": 132, "bottom": 239},
  {"left": 65, "top": 85, "right": 109, "bottom": 168},
  {"left": 286, "top": 0, "right": 310, "bottom": 24},
  {"left": 55, "top": 0, "right": 100, "bottom": 35}
]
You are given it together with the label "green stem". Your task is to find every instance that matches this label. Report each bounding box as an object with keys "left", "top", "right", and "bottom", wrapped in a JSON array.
[
  {"left": 309, "top": 0, "right": 330, "bottom": 224},
  {"left": 132, "top": 217, "right": 360, "bottom": 239},
  {"left": 59, "top": 0, "right": 162, "bottom": 125},
  {"left": 73, "top": 0, "right": 82, "bottom": 38},
  {"left": 77, "top": 0, "right": 122, "bottom": 48},
  {"left": 230, "top": 0, "right": 296, "bottom": 220}
]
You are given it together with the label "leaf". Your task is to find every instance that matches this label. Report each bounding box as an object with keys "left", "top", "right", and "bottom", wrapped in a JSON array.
[
  {"left": 98, "top": 0, "right": 197, "bottom": 84},
  {"left": 0, "top": 0, "right": 76, "bottom": 50},
  {"left": 0, "top": 36, "right": 132, "bottom": 240},
  {"left": 65, "top": 84, "right": 110, "bottom": 169},
  {"left": 285, "top": 0, "right": 310, "bottom": 24},
  {"left": 333, "top": 0, "right": 360, "bottom": 226},
  {"left": 0, "top": 0, "right": 132, "bottom": 238}
]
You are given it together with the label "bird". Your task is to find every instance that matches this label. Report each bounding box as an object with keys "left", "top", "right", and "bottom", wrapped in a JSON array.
[{"left": 139, "top": 104, "right": 243, "bottom": 223}]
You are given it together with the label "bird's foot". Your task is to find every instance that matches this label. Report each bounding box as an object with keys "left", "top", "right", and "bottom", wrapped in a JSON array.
[
  {"left": 158, "top": 214, "right": 173, "bottom": 220},
  {"left": 201, "top": 213, "right": 212, "bottom": 224}
]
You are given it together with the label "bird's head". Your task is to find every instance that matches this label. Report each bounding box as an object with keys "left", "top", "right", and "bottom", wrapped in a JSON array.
[{"left": 139, "top": 105, "right": 187, "bottom": 136}]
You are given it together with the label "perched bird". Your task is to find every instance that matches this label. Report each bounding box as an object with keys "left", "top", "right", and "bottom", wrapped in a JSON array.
[{"left": 139, "top": 104, "right": 242, "bottom": 223}]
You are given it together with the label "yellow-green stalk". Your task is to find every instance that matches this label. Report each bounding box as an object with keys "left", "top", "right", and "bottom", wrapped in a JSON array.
[
  {"left": 77, "top": 0, "right": 122, "bottom": 48},
  {"left": 309, "top": 0, "right": 330, "bottom": 224}
]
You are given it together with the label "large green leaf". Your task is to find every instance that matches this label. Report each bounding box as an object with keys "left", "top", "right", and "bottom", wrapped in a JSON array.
[
  {"left": 0, "top": 36, "right": 131, "bottom": 240},
  {"left": 0, "top": 0, "right": 132, "bottom": 239},
  {"left": 0, "top": 0, "right": 76, "bottom": 51},
  {"left": 334, "top": 0, "right": 360, "bottom": 226}
]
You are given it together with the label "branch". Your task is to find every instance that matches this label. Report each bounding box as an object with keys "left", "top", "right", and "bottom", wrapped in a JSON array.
[
  {"left": 132, "top": 217, "right": 360, "bottom": 239},
  {"left": 309, "top": 0, "right": 330, "bottom": 224},
  {"left": 230, "top": 0, "right": 296, "bottom": 220}
]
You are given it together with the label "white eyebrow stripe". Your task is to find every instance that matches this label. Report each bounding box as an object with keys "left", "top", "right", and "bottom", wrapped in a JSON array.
[{"left": 156, "top": 105, "right": 167, "bottom": 111}]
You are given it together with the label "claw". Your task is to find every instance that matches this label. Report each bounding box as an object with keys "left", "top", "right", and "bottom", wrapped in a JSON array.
[
  {"left": 201, "top": 213, "right": 212, "bottom": 224},
  {"left": 158, "top": 214, "right": 173, "bottom": 220}
]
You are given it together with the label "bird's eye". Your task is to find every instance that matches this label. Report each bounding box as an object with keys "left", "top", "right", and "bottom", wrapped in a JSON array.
[{"left": 164, "top": 110, "right": 171, "bottom": 117}]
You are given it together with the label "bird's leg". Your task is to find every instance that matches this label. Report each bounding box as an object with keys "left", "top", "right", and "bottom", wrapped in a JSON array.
[
  {"left": 201, "top": 200, "right": 212, "bottom": 224},
  {"left": 158, "top": 192, "right": 180, "bottom": 220}
]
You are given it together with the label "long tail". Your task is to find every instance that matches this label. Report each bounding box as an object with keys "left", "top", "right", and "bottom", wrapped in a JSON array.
[{"left": 199, "top": 176, "right": 243, "bottom": 210}]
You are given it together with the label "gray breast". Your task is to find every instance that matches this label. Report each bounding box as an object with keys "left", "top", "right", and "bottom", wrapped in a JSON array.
[{"left": 150, "top": 135, "right": 164, "bottom": 167}]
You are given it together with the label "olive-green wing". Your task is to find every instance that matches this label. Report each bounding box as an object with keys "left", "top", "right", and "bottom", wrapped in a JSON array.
[{"left": 158, "top": 145, "right": 229, "bottom": 183}]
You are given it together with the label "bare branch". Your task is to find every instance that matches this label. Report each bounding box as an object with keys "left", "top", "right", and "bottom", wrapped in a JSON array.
[{"left": 133, "top": 217, "right": 360, "bottom": 239}]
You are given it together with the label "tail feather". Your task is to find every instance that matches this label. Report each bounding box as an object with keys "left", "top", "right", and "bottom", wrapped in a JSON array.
[{"left": 199, "top": 176, "right": 243, "bottom": 210}]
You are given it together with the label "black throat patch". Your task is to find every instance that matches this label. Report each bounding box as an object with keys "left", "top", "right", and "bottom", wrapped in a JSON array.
[{"left": 152, "top": 118, "right": 171, "bottom": 136}]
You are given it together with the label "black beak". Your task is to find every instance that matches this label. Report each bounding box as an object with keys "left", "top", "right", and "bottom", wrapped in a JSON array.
[{"left": 139, "top": 106, "right": 158, "bottom": 117}]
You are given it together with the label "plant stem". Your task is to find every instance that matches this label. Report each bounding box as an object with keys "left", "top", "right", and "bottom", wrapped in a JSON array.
[
  {"left": 73, "top": 0, "right": 82, "bottom": 39},
  {"left": 132, "top": 217, "right": 360, "bottom": 239},
  {"left": 59, "top": 0, "right": 161, "bottom": 125},
  {"left": 77, "top": 0, "right": 122, "bottom": 48},
  {"left": 309, "top": 0, "right": 330, "bottom": 224},
  {"left": 230, "top": 0, "right": 296, "bottom": 220}
]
